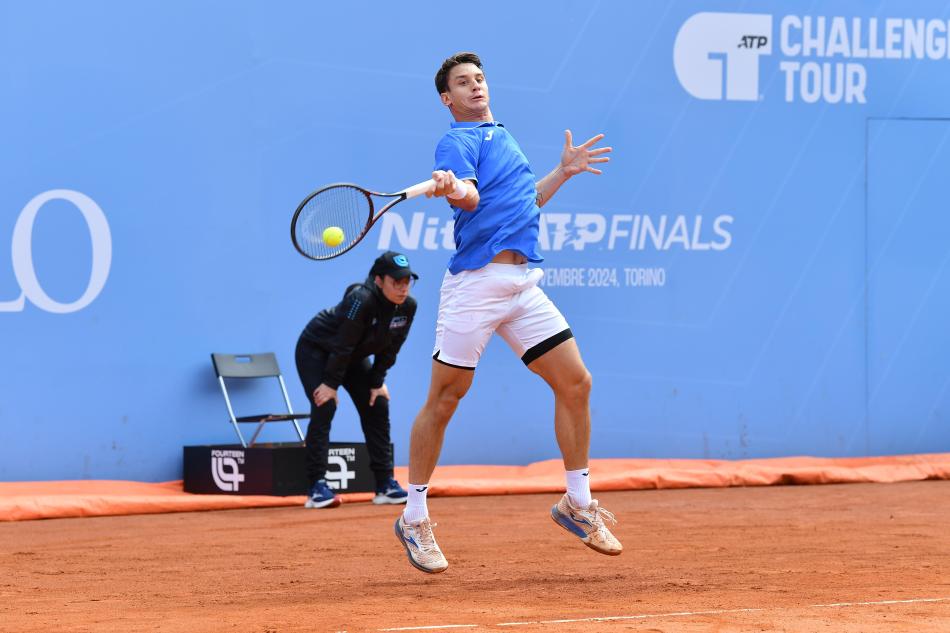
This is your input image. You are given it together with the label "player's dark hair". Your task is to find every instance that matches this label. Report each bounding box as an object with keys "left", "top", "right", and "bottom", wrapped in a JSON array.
[{"left": 435, "top": 52, "right": 483, "bottom": 94}]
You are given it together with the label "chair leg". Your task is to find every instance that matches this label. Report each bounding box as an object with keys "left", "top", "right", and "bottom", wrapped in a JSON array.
[
  {"left": 248, "top": 422, "right": 266, "bottom": 447},
  {"left": 277, "top": 376, "right": 307, "bottom": 443},
  {"left": 230, "top": 419, "right": 248, "bottom": 448},
  {"left": 291, "top": 419, "right": 306, "bottom": 444}
]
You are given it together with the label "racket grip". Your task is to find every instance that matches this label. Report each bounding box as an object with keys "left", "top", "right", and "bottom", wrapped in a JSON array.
[{"left": 402, "top": 179, "right": 436, "bottom": 200}]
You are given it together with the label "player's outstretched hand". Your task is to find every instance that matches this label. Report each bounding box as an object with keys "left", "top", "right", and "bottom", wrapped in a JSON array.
[
  {"left": 560, "top": 130, "right": 612, "bottom": 177},
  {"left": 427, "top": 170, "right": 460, "bottom": 198}
]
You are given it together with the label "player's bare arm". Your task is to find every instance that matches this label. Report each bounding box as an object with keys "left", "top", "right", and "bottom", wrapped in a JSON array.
[
  {"left": 535, "top": 130, "right": 612, "bottom": 208},
  {"left": 426, "top": 169, "right": 479, "bottom": 211}
]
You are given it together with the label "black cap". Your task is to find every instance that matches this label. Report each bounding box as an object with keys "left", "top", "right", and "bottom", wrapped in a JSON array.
[{"left": 370, "top": 251, "right": 419, "bottom": 281}]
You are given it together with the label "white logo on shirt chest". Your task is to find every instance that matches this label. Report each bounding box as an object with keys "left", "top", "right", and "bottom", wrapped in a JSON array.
[{"left": 485, "top": 130, "right": 494, "bottom": 141}]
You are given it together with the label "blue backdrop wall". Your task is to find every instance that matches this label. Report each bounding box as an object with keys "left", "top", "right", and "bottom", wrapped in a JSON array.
[{"left": 3, "top": 1, "right": 950, "bottom": 481}]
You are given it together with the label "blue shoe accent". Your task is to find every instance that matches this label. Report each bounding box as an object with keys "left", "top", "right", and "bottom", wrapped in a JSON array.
[
  {"left": 374, "top": 477, "right": 408, "bottom": 505},
  {"left": 394, "top": 516, "right": 427, "bottom": 572},
  {"left": 305, "top": 479, "right": 340, "bottom": 509},
  {"left": 551, "top": 494, "right": 622, "bottom": 555},
  {"left": 551, "top": 504, "right": 589, "bottom": 538}
]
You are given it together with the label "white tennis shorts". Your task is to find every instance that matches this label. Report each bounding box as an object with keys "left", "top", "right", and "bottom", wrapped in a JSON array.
[{"left": 432, "top": 263, "right": 572, "bottom": 369}]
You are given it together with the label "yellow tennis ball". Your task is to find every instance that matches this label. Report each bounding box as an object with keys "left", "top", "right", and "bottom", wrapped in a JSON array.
[{"left": 322, "top": 226, "right": 344, "bottom": 247}]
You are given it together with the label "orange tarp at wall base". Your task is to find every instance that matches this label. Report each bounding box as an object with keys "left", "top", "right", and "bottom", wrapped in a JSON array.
[
  {"left": 2, "top": 453, "right": 949, "bottom": 522},
  {"left": 433, "top": 453, "right": 950, "bottom": 496}
]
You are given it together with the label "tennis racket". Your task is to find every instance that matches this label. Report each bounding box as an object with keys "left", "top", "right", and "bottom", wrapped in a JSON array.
[{"left": 291, "top": 179, "right": 435, "bottom": 260}]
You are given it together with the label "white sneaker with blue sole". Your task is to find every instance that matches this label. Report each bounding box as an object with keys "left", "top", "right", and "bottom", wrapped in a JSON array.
[
  {"left": 394, "top": 515, "right": 448, "bottom": 573},
  {"left": 551, "top": 493, "right": 622, "bottom": 555}
]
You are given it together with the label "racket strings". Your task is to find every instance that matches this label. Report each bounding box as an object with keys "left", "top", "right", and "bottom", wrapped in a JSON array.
[{"left": 295, "top": 186, "right": 372, "bottom": 259}]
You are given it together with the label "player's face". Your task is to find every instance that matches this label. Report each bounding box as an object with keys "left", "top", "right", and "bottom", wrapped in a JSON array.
[
  {"left": 441, "top": 63, "right": 490, "bottom": 117},
  {"left": 376, "top": 275, "right": 411, "bottom": 304}
]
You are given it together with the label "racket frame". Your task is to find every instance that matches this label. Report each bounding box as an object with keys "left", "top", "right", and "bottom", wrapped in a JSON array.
[{"left": 291, "top": 178, "right": 434, "bottom": 261}]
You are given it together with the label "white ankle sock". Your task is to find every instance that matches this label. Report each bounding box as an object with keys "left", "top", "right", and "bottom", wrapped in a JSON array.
[
  {"left": 566, "top": 468, "right": 591, "bottom": 507},
  {"left": 403, "top": 483, "right": 429, "bottom": 522}
]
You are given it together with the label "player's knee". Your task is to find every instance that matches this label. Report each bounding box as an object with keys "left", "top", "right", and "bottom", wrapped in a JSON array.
[
  {"left": 560, "top": 370, "right": 592, "bottom": 406},
  {"left": 429, "top": 387, "right": 465, "bottom": 423},
  {"left": 434, "top": 393, "right": 461, "bottom": 421},
  {"left": 578, "top": 370, "right": 593, "bottom": 398}
]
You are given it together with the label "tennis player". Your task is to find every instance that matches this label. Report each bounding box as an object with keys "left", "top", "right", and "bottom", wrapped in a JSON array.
[{"left": 394, "top": 52, "right": 621, "bottom": 573}]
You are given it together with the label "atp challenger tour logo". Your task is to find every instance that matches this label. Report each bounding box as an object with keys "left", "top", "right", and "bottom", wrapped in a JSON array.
[
  {"left": 211, "top": 449, "right": 246, "bottom": 492},
  {"left": 674, "top": 13, "right": 773, "bottom": 101},
  {"left": 675, "top": 12, "right": 950, "bottom": 104},
  {"left": 377, "top": 212, "right": 733, "bottom": 252},
  {"left": 0, "top": 190, "right": 112, "bottom": 313}
]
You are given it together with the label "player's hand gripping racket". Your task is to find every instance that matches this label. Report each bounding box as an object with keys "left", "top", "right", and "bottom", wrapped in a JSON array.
[{"left": 291, "top": 179, "right": 435, "bottom": 260}]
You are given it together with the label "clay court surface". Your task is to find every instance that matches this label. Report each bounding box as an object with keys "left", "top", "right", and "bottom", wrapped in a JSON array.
[{"left": 2, "top": 481, "right": 949, "bottom": 633}]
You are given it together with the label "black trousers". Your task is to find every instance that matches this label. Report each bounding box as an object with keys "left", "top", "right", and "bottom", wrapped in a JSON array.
[{"left": 294, "top": 337, "right": 394, "bottom": 488}]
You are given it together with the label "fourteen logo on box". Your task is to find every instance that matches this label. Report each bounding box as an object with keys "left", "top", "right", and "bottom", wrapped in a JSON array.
[
  {"left": 211, "top": 449, "right": 246, "bottom": 492},
  {"left": 326, "top": 447, "right": 357, "bottom": 490}
]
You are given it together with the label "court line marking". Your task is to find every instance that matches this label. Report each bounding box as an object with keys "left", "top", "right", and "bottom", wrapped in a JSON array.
[
  {"left": 812, "top": 598, "right": 949, "bottom": 608},
  {"left": 496, "top": 607, "right": 764, "bottom": 626},
  {"left": 380, "top": 625, "right": 478, "bottom": 631},
  {"left": 379, "top": 597, "right": 950, "bottom": 630}
]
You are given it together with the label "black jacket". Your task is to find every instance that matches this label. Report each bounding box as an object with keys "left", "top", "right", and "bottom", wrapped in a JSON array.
[{"left": 299, "top": 277, "right": 416, "bottom": 390}]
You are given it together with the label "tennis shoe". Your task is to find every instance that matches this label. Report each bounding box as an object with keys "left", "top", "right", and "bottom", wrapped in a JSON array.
[
  {"left": 304, "top": 479, "right": 341, "bottom": 509},
  {"left": 551, "top": 493, "right": 622, "bottom": 555},
  {"left": 394, "top": 515, "right": 448, "bottom": 573},
  {"left": 373, "top": 477, "right": 409, "bottom": 505}
]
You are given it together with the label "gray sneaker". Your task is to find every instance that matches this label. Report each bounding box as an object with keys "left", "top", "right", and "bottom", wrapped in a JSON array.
[{"left": 394, "top": 515, "right": 449, "bottom": 573}]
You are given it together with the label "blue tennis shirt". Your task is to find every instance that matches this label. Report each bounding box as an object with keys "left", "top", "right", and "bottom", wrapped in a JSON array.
[{"left": 433, "top": 121, "right": 544, "bottom": 274}]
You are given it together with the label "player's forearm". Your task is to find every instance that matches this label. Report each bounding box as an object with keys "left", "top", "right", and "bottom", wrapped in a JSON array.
[{"left": 535, "top": 166, "right": 570, "bottom": 208}]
